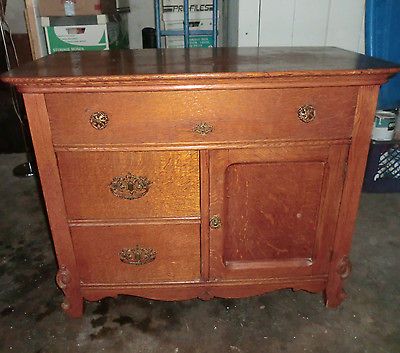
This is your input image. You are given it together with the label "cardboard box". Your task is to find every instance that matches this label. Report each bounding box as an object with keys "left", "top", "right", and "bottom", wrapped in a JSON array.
[
  {"left": 162, "top": 1, "right": 215, "bottom": 49},
  {"left": 164, "top": 18, "right": 213, "bottom": 48},
  {"left": 39, "top": 0, "right": 117, "bottom": 17},
  {"left": 42, "top": 15, "right": 129, "bottom": 54}
]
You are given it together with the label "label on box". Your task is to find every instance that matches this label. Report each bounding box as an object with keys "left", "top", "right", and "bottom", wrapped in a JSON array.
[
  {"left": 64, "top": 1, "right": 76, "bottom": 16},
  {"left": 163, "top": 4, "right": 213, "bottom": 13},
  {"left": 166, "top": 35, "right": 213, "bottom": 48}
]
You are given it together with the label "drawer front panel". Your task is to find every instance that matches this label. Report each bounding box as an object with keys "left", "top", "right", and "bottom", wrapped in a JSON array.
[
  {"left": 71, "top": 223, "right": 200, "bottom": 284},
  {"left": 46, "top": 87, "right": 357, "bottom": 146},
  {"left": 57, "top": 151, "right": 200, "bottom": 220}
]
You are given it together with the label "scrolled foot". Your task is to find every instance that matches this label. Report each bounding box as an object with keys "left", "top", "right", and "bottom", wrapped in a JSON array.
[
  {"left": 62, "top": 296, "right": 83, "bottom": 318},
  {"left": 56, "top": 265, "right": 84, "bottom": 318},
  {"left": 324, "top": 288, "right": 347, "bottom": 308},
  {"left": 324, "top": 255, "right": 352, "bottom": 308}
]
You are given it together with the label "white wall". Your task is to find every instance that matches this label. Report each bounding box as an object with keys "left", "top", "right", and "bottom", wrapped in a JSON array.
[
  {"left": 227, "top": 0, "right": 366, "bottom": 53},
  {"left": 127, "top": 0, "right": 155, "bottom": 49},
  {"left": 225, "top": 0, "right": 259, "bottom": 47},
  {"left": 5, "top": 0, "right": 27, "bottom": 33}
]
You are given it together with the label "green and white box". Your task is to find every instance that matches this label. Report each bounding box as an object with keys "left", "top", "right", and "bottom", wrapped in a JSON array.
[{"left": 41, "top": 15, "right": 129, "bottom": 54}]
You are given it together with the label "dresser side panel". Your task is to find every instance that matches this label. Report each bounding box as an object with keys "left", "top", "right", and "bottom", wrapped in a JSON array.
[
  {"left": 22, "top": 94, "right": 83, "bottom": 317},
  {"left": 325, "top": 85, "right": 380, "bottom": 307}
]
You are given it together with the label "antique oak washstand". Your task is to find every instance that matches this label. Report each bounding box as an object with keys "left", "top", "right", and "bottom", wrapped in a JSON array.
[{"left": 2, "top": 47, "right": 399, "bottom": 317}]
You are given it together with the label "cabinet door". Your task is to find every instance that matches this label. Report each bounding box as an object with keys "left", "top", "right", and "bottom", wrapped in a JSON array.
[{"left": 209, "top": 144, "right": 349, "bottom": 280}]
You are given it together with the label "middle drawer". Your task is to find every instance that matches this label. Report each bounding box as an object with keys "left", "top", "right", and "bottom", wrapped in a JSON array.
[{"left": 57, "top": 150, "right": 200, "bottom": 220}]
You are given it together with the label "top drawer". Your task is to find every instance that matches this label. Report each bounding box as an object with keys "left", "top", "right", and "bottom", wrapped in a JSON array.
[{"left": 45, "top": 87, "right": 358, "bottom": 146}]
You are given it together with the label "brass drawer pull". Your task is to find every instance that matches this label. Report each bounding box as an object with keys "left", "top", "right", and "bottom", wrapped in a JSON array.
[
  {"left": 297, "top": 105, "right": 316, "bottom": 123},
  {"left": 209, "top": 215, "right": 222, "bottom": 229},
  {"left": 194, "top": 122, "right": 213, "bottom": 135},
  {"left": 90, "top": 111, "right": 109, "bottom": 130},
  {"left": 119, "top": 245, "right": 156, "bottom": 266},
  {"left": 109, "top": 173, "right": 152, "bottom": 200}
]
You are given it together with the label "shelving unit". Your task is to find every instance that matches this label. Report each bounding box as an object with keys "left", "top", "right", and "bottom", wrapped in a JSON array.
[{"left": 154, "top": 0, "right": 218, "bottom": 48}]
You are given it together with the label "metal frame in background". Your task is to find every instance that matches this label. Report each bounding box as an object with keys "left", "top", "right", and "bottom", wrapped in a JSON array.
[{"left": 154, "top": 0, "right": 218, "bottom": 48}]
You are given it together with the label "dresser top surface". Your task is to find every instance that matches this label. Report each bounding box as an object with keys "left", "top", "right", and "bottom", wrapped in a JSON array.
[{"left": 2, "top": 47, "right": 399, "bottom": 91}]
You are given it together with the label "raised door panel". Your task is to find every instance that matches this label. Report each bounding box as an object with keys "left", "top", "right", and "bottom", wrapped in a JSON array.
[{"left": 209, "top": 144, "right": 349, "bottom": 280}]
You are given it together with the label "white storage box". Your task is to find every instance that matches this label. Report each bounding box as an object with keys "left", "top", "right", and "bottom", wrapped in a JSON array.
[{"left": 41, "top": 15, "right": 129, "bottom": 54}]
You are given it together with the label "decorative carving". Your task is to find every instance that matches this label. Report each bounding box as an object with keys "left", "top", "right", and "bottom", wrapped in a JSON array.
[
  {"left": 194, "top": 122, "right": 214, "bottom": 135},
  {"left": 297, "top": 105, "right": 316, "bottom": 123},
  {"left": 56, "top": 266, "right": 72, "bottom": 312},
  {"left": 198, "top": 291, "right": 214, "bottom": 300},
  {"left": 109, "top": 173, "right": 152, "bottom": 200},
  {"left": 61, "top": 299, "right": 70, "bottom": 311},
  {"left": 119, "top": 245, "right": 157, "bottom": 265},
  {"left": 337, "top": 256, "right": 352, "bottom": 279},
  {"left": 56, "top": 265, "right": 71, "bottom": 289},
  {"left": 90, "top": 111, "right": 109, "bottom": 130},
  {"left": 209, "top": 215, "right": 222, "bottom": 229}
]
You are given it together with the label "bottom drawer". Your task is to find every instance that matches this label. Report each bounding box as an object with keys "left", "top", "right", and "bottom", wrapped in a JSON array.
[{"left": 71, "top": 223, "right": 200, "bottom": 285}]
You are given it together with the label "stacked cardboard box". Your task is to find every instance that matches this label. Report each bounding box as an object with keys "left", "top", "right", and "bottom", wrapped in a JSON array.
[
  {"left": 39, "top": 0, "right": 117, "bottom": 17},
  {"left": 39, "top": 0, "right": 129, "bottom": 54}
]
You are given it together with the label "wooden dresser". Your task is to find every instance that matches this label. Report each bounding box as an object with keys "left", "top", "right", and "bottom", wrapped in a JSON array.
[{"left": 2, "top": 47, "right": 399, "bottom": 317}]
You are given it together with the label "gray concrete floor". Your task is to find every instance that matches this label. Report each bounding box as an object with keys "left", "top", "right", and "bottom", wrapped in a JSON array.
[{"left": 0, "top": 153, "right": 399, "bottom": 353}]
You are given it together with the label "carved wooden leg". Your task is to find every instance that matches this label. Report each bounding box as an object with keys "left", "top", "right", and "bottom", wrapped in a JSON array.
[
  {"left": 62, "top": 294, "right": 84, "bottom": 318},
  {"left": 56, "top": 266, "right": 84, "bottom": 318},
  {"left": 324, "top": 256, "right": 352, "bottom": 308}
]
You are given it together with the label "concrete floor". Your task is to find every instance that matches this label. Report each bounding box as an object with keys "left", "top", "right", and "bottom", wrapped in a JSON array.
[{"left": 0, "top": 153, "right": 399, "bottom": 353}]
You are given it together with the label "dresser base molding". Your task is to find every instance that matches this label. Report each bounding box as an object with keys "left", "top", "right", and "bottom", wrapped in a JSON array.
[
  {"left": 57, "top": 275, "right": 348, "bottom": 317},
  {"left": 80, "top": 277, "right": 327, "bottom": 301}
]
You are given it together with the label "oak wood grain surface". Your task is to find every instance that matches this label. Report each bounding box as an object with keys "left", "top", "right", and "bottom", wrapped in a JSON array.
[
  {"left": 46, "top": 87, "right": 357, "bottom": 146},
  {"left": 71, "top": 223, "right": 200, "bottom": 284},
  {"left": 209, "top": 144, "right": 348, "bottom": 280},
  {"left": 56, "top": 150, "right": 200, "bottom": 220},
  {"left": 22, "top": 95, "right": 83, "bottom": 317},
  {"left": 2, "top": 47, "right": 399, "bottom": 83},
  {"left": 325, "top": 86, "right": 381, "bottom": 308}
]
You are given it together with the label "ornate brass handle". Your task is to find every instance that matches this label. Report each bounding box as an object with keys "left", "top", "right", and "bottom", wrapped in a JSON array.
[
  {"left": 119, "top": 245, "right": 156, "bottom": 265},
  {"left": 90, "top": 111, "right": 109, "bottom": 130},
  {"left": 297, "top": 105, "right": 316, "bottom": 123},
  {"left": 109, "top": 173, "right": 152, "bottom": 200},
  {"left": 194, "top": 122, "right": 213, "bottom": 135},
  {"left": 209, "top": 215, "right": 222, "bottom": 229}
]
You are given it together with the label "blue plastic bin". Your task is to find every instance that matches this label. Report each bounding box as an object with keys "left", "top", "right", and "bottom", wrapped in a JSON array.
[
  {"left": 365, "top": 0, "right": 400, "bottom": 110},
  {"left": 363, "top": 0, "right": 400, "bottom": 192}
]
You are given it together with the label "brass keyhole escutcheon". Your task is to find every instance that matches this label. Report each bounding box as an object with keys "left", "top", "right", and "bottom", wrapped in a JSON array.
[
  {"left": 297, "top": 105, "right": 316, "bottom": 123},
  {"left": 119, "top": 245, "right": 156, "bottom": 266},
  {"left": 90, "top": 111, "right": 109, "bottom": 130},
  {"left": 109, "top": 173, "right": 152, "bottom": 200},
  {"left": 194, "top": 122, "right": 214, "bottom": 135},
  {"left": 209, "top": 215, "right": 222, "bottom": 229}
]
